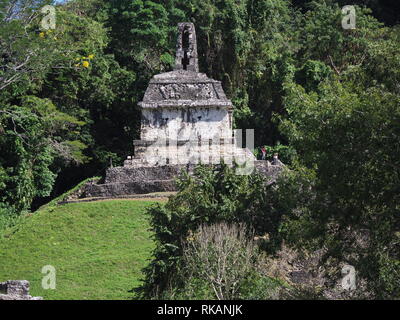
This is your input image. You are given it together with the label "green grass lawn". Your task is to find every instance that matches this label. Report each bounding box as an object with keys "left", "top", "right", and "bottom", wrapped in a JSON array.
[{"left": 0, "top": 199, "right": 158, "bottom": 300}]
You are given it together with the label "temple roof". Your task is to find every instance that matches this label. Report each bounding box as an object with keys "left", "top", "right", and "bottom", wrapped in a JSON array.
[{"left": 138, "top": 23, "right": 233, "bottom": 110}]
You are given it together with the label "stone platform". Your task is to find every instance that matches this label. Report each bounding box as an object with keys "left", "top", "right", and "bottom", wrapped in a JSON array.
[{"left": 81, "top": 160, "right": 284, "bottom": 199}]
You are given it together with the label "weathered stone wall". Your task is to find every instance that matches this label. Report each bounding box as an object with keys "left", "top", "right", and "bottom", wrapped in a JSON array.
[
  {"left": 130, "top": 138, "right": 254, "bottom": 168},
  {"left": 82, "top": 161, "right": 284, "bottom": 199},
  {"left": 141, "top": 107, "right": 231, "bottom": 142},
  {"left": 104, "top": 165, "right": 193, "bottom": 184},
  {"left": 84, "top": 179, "right": 176, "bottom": 198},
  {"left": 0, "top": 280, "right": 42, "bottom": 300}
]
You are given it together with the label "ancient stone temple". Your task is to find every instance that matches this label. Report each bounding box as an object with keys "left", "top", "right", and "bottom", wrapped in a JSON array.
[
  {"left": 125, "top": 22, "right": 252, "bottom": 168},
  {"left": 83, "top": 23, "right": 282, "bottom": 199}
]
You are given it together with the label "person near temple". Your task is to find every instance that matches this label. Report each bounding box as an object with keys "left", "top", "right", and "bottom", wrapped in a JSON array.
[{"left": 261, "top": 146, "right": 267, "bottom": 160}]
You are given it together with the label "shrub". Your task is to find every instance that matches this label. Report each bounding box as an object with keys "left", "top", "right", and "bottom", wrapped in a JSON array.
[
  {"left": 182, "top": 223, "right": 258, "bottom": 300},
  {"left": 165, "top": 223, "right": 283, "bottom": 300},
  {"left": 0, "top": 204, "right": 23, "bottom": 237},
  {"left": 136, "top": 163, "right": 283, "bottom": 299}
]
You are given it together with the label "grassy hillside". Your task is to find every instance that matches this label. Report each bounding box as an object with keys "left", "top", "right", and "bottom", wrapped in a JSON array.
[{"left": 0, "top": 199, "right": 159, "bottom": 300}]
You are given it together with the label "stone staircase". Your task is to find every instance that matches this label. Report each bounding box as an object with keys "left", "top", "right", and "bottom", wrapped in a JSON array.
[{"left": 81, "top": 159, "right": 284, "bottom": 199}]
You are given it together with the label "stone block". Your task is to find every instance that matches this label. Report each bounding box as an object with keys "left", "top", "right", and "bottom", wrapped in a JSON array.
[{"left": 0, "top": 280, "right": 43, "bottom": 300}]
